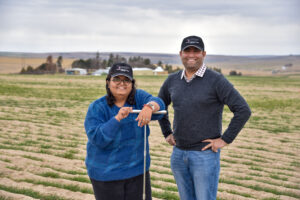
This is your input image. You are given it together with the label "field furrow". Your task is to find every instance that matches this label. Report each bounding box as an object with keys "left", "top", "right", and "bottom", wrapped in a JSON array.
[{"left": 0, "top": 74, "right": 299, "bottom": 199}]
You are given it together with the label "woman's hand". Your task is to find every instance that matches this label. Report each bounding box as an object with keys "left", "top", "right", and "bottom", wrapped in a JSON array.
[
  {"left": 135, "top": 106, "right": 153, "bottom": 127},
  {"left": 115, "top": 107, "right": 133, "bottom": 122}
]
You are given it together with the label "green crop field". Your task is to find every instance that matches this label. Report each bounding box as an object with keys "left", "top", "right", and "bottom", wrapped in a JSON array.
[{"left": 0, "top": 74, "right": 299, "bottom": 200}]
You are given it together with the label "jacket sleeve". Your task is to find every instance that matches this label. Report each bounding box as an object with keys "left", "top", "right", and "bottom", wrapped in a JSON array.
[
  {"left": 215, "top": 76, "right": 251, "bottom": 144},
  {"left": 158, "top": 77, "right": 173, "bottom": 138},
  {"left": 84, "top": 102, "right": 121, "bottom": 149},
  {"left": 136, "top": 89, "right": 166, "bottom": 120}
]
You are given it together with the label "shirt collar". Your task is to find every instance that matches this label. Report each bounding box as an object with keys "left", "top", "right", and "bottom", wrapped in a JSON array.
[{"left": 181, "top": 64, "right": 207, "bottom": 80}]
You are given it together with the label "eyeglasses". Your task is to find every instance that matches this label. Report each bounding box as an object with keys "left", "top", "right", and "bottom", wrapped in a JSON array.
[{"left": 111, "top": 77, "right": 132, "bottom": 85}]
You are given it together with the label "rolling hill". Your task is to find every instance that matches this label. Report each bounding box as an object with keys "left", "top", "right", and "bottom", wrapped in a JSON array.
[{"left": 0, "top": 51, "right": 299, "bottom": 75}]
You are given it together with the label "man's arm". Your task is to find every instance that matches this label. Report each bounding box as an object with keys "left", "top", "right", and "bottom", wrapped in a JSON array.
[
  {"left": 158, "top": 78, "right": 174, "bottom": 139},
  {"left": 217, "top": 76, "right": 251, "bottom": 144},
  {"left": 202, "top": 76, "right": 251, "bottom": 151}
]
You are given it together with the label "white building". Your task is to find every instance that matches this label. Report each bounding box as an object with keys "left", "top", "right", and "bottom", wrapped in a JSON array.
[
  {"left": 153, "top": 66, "right": 164, "bottom": 75},
  {"left": 92, "top": 68, "right": 109, "bottom": 76},
  {"left": 132, "top": 67, "right": 153, "bottom": 71},
  {"left": 65, "top": 68, "right": 87, "bottom": 75}
]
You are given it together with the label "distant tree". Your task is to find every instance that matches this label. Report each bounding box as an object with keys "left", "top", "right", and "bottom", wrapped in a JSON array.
[
  {"left": 107, "top": 53, "right": 114, "bottom": 67},
  {"left": 95, "top": 52, "right": 100, "bottom": 68},
  {"left": 164, "top": 64, "right": 181, "bottom": 74},
  {"left": 165, "top": 64, "right": 173, "bottom": 73},
  {"left": 19, "top": 55, "right": 61, "bottom": 74},
  {"left": 71, "top": 53, "right": 155, "bottom": 70},
  {"left": 144, "top": 58, "right": 151, "bottom": 65},
  {"left": 229, "top": 70, "right": 242, "bottom": 76},
  {"left": 56, "top": 56, "right": 64, "bottom": 73},
  {"left": 46, "top": 55, "right": 53, "bottom": 64},
  {"left": 45, "top": 55, "right": 57, "bottom": 72},
  {"left": 20, "top": 67, "right": 26, "bottom": 74},
  {"left": 26, "top": 65, "right": 34, "bottom": 72},
  {"left": 86, "top": 58, "right": 93, "bottom": 68},
  {"left": 208, "top": 66, "right": 222, "bottom": 74},
  {"left": 128, "top": 55, "right": 155, "bottom": 69},
  {"left": 229, "top": 70, "right": 237, "bottom": 76},
  {"left": 36, "top": 63, "right": 47, "bottom": 71},
  {"left": 56, "top": 56, "right": 63, "bottom": 68},
  {"left": 101, "top": 60, "right": 107, "bottom": 68},
  {"left": 20, "top": 65, "right": 34, "bottom": 74},
  {"left": 157, "top": 60, "right": 163, "bottom": 66},
  {"left": 72, "top": 59, "right": 87, "bottom": 68},
  {"left": 285, "top": 63, "right": 293, "bottom": 67}
]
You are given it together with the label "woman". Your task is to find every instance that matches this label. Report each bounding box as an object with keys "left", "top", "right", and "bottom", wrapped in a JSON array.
[{"left": 84, "top": 63, "right": 165, "bottom": 200}]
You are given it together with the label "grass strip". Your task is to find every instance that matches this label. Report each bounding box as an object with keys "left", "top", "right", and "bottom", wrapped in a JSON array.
[
  {"left": 151, "top": 176, "right": 176, "bottom": 184},
  {"left": 0, "top": 184, "right": 71, "bottom": 200},
  {"left": 151, "top": 183, "right": 178, "bottom": 192},
  {"left": 219, "top": 178, "right": 300, "bottom": 198},
  {"left": 0, "top": 195, "right": 13, "bottom": 200},
  {"left": 18, "top": 178, "right": 93, "bottom": 194},
  {"left": 219, "top": 188, "right": 254, "bottom": 198},
  {"left": 38, "top": 172, "right": 90, "bottom": 183},
  {"left": 41, "top": 164, "right": 87, "bottom": 175},
  {"left": 152, "top": 190, "right": 179, "bottom": 200}
]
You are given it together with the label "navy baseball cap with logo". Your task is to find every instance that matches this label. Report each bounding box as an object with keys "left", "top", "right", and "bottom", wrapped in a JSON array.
[
  {"left": 181, "top": 35, "right": 205, "bottom": 51},
  {"left": 109, "top": 63, "right": 133, "bottom": 80}
]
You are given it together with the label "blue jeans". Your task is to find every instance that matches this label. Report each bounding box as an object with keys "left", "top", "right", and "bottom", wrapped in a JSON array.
[{"left": 171, "top": 146, "right": 220, "bottom": 200}]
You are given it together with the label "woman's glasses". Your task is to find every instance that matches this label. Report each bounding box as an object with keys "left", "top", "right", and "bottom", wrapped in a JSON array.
[{"left": 111, "top": 77, "right": 132, "bottom": 85}]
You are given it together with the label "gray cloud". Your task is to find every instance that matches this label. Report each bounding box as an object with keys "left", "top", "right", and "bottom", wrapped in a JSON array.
[{"left": 0, "top": 0, "right": 299, "bottom": 55}]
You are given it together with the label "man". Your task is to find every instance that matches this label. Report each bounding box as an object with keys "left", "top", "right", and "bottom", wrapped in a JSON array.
[{"left": 158, "top": 35, "right": 251, "bottom": 200}]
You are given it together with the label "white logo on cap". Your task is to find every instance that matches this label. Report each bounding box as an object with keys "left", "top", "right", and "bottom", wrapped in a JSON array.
[
  {"left": 186, "top": 39, "right": 199, "bottom": 44},
  {"left": 117, "top": 66, "right": 129, "bottom": 72}
]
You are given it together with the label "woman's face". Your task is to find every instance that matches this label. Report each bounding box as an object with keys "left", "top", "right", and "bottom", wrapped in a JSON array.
[{"left": 108, "top": 75, "right": 132, "bottom": 99}]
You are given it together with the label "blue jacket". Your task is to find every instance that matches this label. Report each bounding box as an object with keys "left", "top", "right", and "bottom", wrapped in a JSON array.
[{"left": 84, "top": 89, "right": 165, "bottom": 181}]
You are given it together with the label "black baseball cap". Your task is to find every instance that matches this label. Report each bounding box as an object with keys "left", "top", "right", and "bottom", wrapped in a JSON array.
[
  {"left": 109, "top": 63, "right": 133, "bottom": 80},
  {"left": 181, "top": 35, "right": 205, "bottom": 51}
]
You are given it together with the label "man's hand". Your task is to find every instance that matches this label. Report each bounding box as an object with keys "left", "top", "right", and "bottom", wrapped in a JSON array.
[
  {"left": 166, "top": 134, "right": 176, "bottom": 146},
  {"left": 202, "top": 138, "right": 227, "bottom": 152}
]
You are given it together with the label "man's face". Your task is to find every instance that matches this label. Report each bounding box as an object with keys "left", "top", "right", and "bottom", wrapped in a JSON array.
[{"left": 180, "top": 46, "right": 206, "bottom": 71}]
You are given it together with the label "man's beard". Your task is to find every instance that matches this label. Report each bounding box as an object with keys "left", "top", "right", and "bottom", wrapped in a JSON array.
[{"left": 182, "top": 59, "right": 202, "bottom": 72}]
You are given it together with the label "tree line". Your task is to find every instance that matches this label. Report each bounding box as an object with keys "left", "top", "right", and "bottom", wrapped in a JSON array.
[
  {"left": 19, "top": 52, "right": 227, "bottom": 75},
  {"left": 71, "top": 52, "right": 157, "bottom": 70},
  {"left": 20, "top": 55, "right": 64, "bottom": 74}
]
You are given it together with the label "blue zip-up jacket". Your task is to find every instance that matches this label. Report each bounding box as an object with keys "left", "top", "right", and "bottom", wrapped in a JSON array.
[{"left": 84, "top": 89, "right": 165, "bottom": 181}]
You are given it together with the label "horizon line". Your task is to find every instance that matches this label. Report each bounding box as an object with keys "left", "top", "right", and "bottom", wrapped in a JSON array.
[{"left": 0, "top": 51, "right": 299, "bottom": 57}]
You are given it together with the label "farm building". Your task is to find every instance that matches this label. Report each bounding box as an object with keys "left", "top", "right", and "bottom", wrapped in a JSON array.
[
  {"left": 153, "top": 66, "right": 166, "bottom": 75},
  {"left": 65, "top": 68, "right": 87, "bottom": 75},
  {"left": 132, "top": 67, "right": 153, "bottom": 71},
  {"left": 92, "top": 68, "right": 109, "bottom": 76}
]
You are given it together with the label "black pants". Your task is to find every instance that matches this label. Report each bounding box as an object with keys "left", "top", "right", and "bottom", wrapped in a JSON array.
[{"left": 90, "top": 171, "right": 152, "bottom": 200}]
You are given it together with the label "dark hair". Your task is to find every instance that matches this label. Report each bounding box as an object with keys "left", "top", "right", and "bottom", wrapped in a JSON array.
[{"left": 105, "top": 74, "right": 136, "bottom": 107}]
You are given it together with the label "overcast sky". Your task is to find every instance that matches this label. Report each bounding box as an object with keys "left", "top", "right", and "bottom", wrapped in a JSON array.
[{"left": 0, "top": 0, "right": 299, "bottom": 55}]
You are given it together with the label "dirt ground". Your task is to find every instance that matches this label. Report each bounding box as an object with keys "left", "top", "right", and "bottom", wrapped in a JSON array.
[{"left": 0, "top": 74, "right": 299, "bottom": 200}]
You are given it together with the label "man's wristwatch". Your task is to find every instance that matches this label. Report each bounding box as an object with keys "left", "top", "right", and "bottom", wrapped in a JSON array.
[{"left": 146, "top": 102, "right": 155, "bottom": 111}]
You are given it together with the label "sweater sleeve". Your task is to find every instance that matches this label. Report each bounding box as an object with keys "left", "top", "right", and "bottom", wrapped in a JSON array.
[
  {"left": 158, "top": 77, "right": 173, "bottom": 138},
  {"left": 215, "top": 76, "right": 251, "bottom": 144},
  {"left": 136, "top": 89, "right": 166, "bottom": 120},
  {"left": 84, "top": 102, "right": 122, "bottom": 149}
]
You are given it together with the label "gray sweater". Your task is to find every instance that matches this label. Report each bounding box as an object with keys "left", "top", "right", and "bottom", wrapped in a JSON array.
[{"left": 158, "top": 69, "right": 251, "bottom": 151}]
